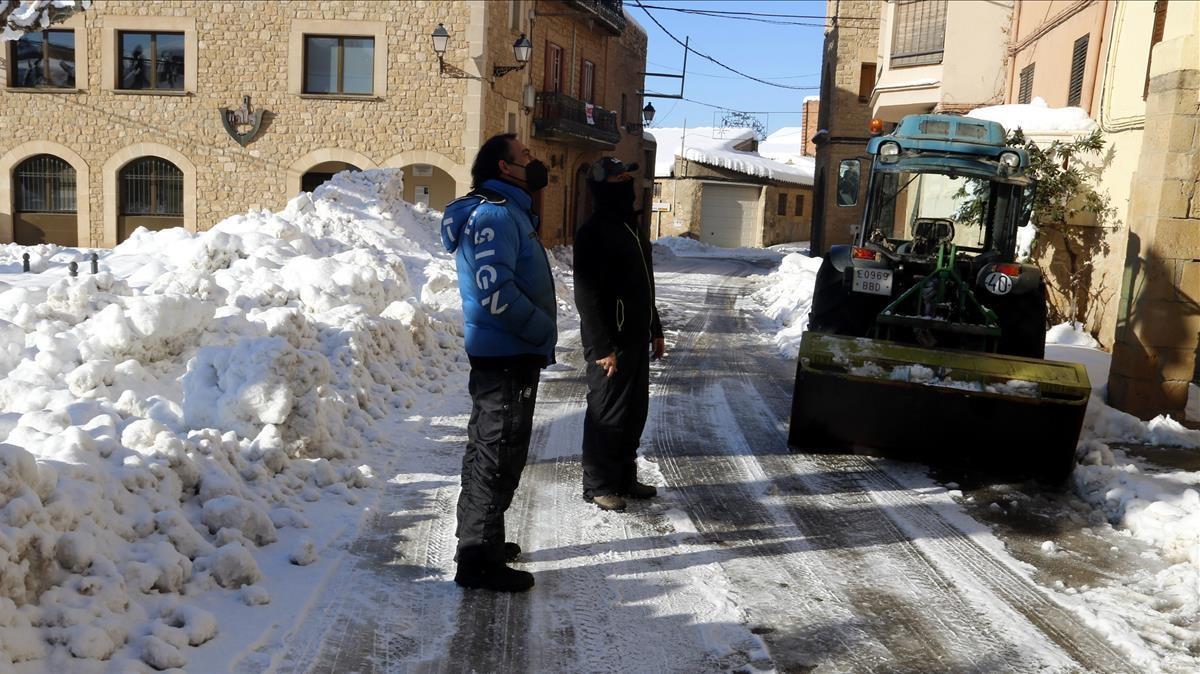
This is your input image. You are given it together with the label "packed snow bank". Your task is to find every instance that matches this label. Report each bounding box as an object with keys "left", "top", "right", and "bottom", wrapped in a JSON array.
[
  {"left": 654, "top": 236, "right": 786, "bottom": 263},
  {"left": 750, "top": 253, "right": 822, "bottom": 358},
  {"left": 0, "top": 169, "right": 473, "bottom": 671},
  {"left": 1046, "top": 322, "right": 1101, "bottom": 348},
  {"left": 967, "top": 97, "right": 1098, "bottom": 136}
]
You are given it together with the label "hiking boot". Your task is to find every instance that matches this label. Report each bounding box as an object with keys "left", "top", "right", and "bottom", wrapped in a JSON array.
[
  {"left": 585, "top": 493, "right": 627, "bottom": 511},
  {"left": 504, "top": 542, "right": 522, "bottom": 562},
  {"left": 623, "top": 482, "right": 657, "bottom": 499},
  {"left": 454, "top": 563, "right": 535, "bottom": 592}
]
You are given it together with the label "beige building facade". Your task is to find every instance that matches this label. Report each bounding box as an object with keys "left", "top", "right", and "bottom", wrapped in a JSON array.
[{"left": 0, "top": 0, "right": 651, "bottom": 250}]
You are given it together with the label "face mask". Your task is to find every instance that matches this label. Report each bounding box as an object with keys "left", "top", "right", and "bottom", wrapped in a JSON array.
[{"left": 511, "top": 160, "right": 549, "bottom": 193}]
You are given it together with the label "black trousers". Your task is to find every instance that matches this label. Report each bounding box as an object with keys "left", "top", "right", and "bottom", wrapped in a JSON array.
[
  {"left": 456, "top": 363, "right": 541, "bottom": 566},
  {"left": 582, "top": 345, "right": 650, "bottom": 497}
]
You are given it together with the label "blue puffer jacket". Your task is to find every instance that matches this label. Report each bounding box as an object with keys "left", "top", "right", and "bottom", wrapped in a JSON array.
[{"left": 440, "top": 179, "right": 557, "bottom": 364}]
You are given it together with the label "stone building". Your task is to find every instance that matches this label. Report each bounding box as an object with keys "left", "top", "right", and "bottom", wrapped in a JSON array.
[
  {"left": 649, "top": 127, "right": 814, "bottom": 248},
  {"left": 0, "top": 0, "right": 651, "bottom": 249},
  {"left": 810, "top": 0, "right": 880, "bottom": 254}
]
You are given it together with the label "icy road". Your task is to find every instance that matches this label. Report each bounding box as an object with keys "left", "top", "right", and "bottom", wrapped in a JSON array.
[{"left": 268, "top": 256, "right": 1142, "bottom": 673}]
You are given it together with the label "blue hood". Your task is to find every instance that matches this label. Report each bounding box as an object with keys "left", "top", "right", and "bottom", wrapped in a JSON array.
[{"left": 440, "top": 180, "right": 532, "bottom": 254}]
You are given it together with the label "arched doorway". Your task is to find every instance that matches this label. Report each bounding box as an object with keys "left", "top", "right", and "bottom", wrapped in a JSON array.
[
  {"left": 118, "top": 157, "right": 183, "bottom": 242},
  {"left": 301, "top": 161, "right": 360, "bottom": 192},
  {"left": 572, "top": 163, "right": 593, "bottom": 236},
  {"left": 400, "top": 163, "right": 456, "bottom": 210},
  {"left": 13, "top": 154, "right": 77, "bottom": 246}
]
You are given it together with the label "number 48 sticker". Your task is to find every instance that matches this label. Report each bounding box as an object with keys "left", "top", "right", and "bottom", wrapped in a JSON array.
[{"left": 985, "top": 271, "right": 1013, "bottom": 295}]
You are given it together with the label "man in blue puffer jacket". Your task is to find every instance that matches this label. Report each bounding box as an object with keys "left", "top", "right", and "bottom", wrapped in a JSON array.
[{"left": 440, "top": 133, "right": 555, "bottom": 592}]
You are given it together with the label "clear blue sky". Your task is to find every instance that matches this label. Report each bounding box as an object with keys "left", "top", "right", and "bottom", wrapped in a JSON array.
[{"left": 632, "top": 0, "right": 828, "bottom": 135}]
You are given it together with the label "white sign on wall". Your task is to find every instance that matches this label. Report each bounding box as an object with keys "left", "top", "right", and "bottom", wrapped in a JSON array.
[
  {"left": 652, "top": 202, "right": 672, "bottom": 212},
  {"left": 412, "top": 165, "right": 434, "bottom": 177}
]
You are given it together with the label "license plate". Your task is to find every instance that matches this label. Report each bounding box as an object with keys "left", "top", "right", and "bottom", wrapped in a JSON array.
[{"left": 852, "top": 268, "right": 894, "bottom": 296}]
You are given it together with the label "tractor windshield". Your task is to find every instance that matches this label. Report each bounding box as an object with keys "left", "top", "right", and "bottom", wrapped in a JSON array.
[{"left": 864, "top": 168, "right": 1021, "bottom": 256}]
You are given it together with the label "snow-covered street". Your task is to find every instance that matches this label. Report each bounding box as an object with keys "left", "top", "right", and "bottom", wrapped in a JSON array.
[{"left": 269, "top": 254, "right": 1193, "bottom": 673}]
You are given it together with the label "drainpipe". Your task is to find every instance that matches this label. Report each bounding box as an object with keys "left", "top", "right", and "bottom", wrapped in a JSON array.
[
  {"left": 1081, "top": 0, "right": 1109, "bottom": 115},
  {"left": 1006, "top": 0, "right": 1023, "bottom": 103}
]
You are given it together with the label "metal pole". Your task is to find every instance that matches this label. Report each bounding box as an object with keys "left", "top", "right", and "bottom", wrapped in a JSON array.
[
  {"left": 22, "top": 253, "right": 29, "bottom": 273},
  {"left": 90, "top": 252, "right": 99, "bottom": 274},
  {"left": 68, "top": 262, "right": 78, "bottom": 278}
]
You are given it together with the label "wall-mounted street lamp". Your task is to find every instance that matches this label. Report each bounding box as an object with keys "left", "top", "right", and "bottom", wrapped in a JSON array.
[
  {"left": 642, "top": 102, "right": 656, "bottom": 126},
  {"left": 430, "top": 23, "right": 531, "bottom": 81}
]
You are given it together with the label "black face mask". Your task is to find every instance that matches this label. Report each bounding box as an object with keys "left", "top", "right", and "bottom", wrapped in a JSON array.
[{"left": 512, "top": 160, "right": 548, "bottom": 193}]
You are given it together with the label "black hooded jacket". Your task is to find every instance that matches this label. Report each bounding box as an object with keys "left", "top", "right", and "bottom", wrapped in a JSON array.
[{"left": 573, "top": 181, "right": 664, "bottom": 362}]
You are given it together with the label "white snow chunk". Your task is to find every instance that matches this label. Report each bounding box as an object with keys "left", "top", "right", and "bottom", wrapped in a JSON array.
[
  {"left": 140, "top": 634, "right": 187, "bottom": 670},
  {"left": 201, "top": 495, "right": 277, "bottom": 546},
  {"left": 239, "top": 584, "right": 270, "bottom": 606},
  {"left": 289, "top": 536, "right": 318, "bottom": 566},
  {"left": 210, "top": 542, "right": 263, "bottom": 588}
]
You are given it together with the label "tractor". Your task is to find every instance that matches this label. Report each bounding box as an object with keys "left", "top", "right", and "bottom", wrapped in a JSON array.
[{"left": 789, "top": 114, "right": 1091, "bottom": 482}]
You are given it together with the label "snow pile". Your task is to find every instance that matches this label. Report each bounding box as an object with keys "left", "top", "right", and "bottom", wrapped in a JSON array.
[
  {"left": 655, "top": 236, "right": 787, "bottom": 263},
  {"left": 1046, "top": 322, "right": 1101, "bottom": 349},
  {"left": 2, "top": 0, "right": 91, "bottom": 42},
  {"left": 967, "top": 97, "right": 1098, "bottom": 136},
  {"left": 0, "top": 169, "right": 467, "bottom": 670},
  {"left": 749, "top": 252, "right": 823, "bottom": 358},
  {"left": 648, "top": 126, "right": 815, "bottom": 186},
  {"left": 758, "top": 127, "right": 809, "bottom": 166}
]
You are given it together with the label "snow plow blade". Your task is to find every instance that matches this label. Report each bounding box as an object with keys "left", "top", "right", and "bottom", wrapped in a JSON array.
[{"left": 788, "top": 332, "right": 1091, "bottom": 481}]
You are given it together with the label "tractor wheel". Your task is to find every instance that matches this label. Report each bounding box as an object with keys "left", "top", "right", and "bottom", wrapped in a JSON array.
[
  {"left": 995, "top": 282, "right": 1047, "bottom": 359},
  {"left": 808, "top": 258, "right": 874, "bottom": 337}
]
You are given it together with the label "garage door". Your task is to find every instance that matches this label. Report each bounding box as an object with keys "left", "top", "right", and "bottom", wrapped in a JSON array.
[{"left": 700, "top": 183, "right": 759, "bottom": 248}]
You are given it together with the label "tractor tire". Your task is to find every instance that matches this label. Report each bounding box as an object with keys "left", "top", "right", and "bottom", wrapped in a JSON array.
[
  {"left": 808, "top": 258, "right": 875, "bottom": 338},
  {"left": 994, "top": 282, "right": 1047, "bottom": 359}
]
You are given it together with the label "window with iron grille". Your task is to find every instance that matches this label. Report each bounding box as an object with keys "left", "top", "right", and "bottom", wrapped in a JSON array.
[
  {"left": 1018, "top": 63, "right": 1035, "bottom": 104},
  {"left": 15, "top": 155, "right": 76, "bottom": 212},
  {"left": 304, "top": 35, "right": 374, "bottom": 95},
  {"left": 118, "top": 32, "right": 184, "bottom": 91},
  {"left": 120, "top": 158, "right": 183, "bottom": 216},
  {"left": 9, "top": 29, "right": 75, "bottom": 89},
  {"left": 1067, "top": 35, "right": 1089, "bottom": 107},
  {"left": 777, "top": 193, "right": 788, "bottom": 216},
  {"left": 1144, "top": 0, "right": 1168, "bottom": 99},
  {"left": 890, "top": 0, "right": 947, "bottom": 67},
  {"left": 795, "top": 193, "right": 805, "bottom": 216}
]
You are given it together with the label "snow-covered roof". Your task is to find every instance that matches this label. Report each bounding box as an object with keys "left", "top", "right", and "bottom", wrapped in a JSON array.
[
  {"left": 967, "top": 97, "right": 1098, "bottom": 135},
  {"left": 651, "top": 126, "right": 815, "bottom": 186},
  {"left": 759, "top": 127, "right": 806, "bottom": 163},
  {"left": 803, "top": 95, "right": 820, "bottom": 103}
]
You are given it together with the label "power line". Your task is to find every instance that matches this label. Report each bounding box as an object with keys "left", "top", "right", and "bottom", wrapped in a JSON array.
[
  {"left": 647, "top": 60, "right": 819, "bottom": 81},
  {"left": 635, "top": 1, "right": 821, "bottom": 91},
  {"left": 636, "top": 4, "right": 878, "bottom": 22},
  {"left": 681, "top": 96, "right": 809, "bottom": 114}
]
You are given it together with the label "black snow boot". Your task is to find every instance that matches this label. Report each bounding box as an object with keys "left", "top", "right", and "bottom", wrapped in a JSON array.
[
  {"left": 454, "top": 563, "right": 535, "bottom": 592},
  {"left": 504, "top": 542, "right": 522, "bottom": 562}
]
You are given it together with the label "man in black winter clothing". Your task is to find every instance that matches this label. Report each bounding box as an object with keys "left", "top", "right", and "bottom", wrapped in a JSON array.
[{"left": 574, "top": 157, "right": 665, "bottom": 512}]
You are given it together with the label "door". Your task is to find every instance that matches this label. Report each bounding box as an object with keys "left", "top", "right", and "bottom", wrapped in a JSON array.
[
  {"left": 700, "top": 183, "right": 759, "bottom": 248},
  {"left": 13, "top": 154, "right": 77, "bottom": 246},
  {"left": 414, "top": 186, "right": 430, "bottom": 208}
]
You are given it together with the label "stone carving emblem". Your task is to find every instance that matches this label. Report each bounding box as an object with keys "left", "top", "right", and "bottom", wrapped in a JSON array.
[{"left": 220, "top": 96, "right": 264, "bottom": 146}]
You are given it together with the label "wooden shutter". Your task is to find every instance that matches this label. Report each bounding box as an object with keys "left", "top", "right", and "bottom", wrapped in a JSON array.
[
  {"left": 1067, "top": 35, "right": 1088, "bottom": 107},
  {"left": 858, "top": 62, "right": 876, "bottom": 102},
  {"left": 890, "top": 0, "right": 947, "bottom": 67},
  {"left": 1144, "top": 0, "right": 1168, "bottom": 99},
  {"left": 581, "top": 59, "right": 594, "bottom": 103},
  {"left": 1018, "top": 63, "right": 1034, "bottom": 104}
]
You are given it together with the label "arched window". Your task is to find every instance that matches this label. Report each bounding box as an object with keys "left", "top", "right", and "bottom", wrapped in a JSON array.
[
  {"left": 14, "top": 154, "right": 77, "bottom": 245},
  {"left": 118, "top": 157, "right": 183, "bottom": 241}
]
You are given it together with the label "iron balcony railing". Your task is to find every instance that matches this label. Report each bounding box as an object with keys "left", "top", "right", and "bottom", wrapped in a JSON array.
[
  {"left": 566, "top": 0, "right": 626, "bottom": 35},
  {"left": 533, "top": 91, "right": 621, "bottom": 148}
]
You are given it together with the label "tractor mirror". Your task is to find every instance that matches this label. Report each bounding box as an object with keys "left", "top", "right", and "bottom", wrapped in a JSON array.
[
  {"left": 837, "top": 159, "right": 861, "bottom": 207},
  {"left": 1019, "top": 184, "right": 1037, "bottom": 227}
]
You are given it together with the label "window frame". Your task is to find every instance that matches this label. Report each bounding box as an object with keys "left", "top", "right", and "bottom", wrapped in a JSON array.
[
  {"left": 545, "top": 41, "right": 563, "bottom": 93},
  {"left": 795, "top": 193, "right": 805, "bottom": 217},
  {"left": 14, "top": 154, "right": 77, "bottom": 213},
  {"left": 858, "top": 62, "right": 876, "bottom": 103},
  {"left": 302, "top": 34, "right": 376, "bottom": 96},
  {"left": 7, "top": 29, "right": 77, "bottom": 90},
  {"left": 580, "top": 59, "right": 595, "bottom": 103},
  {"left": 120, "top": 157, "right": 184, "bottom": 217},
  {"left": 115, "top": 30, "right": 186, "bottom": 92},
  {"left": 1143, "top": 0, "right": 1168, "bottom": 100},
  {"left": 777, "top": 192, "right": 788, "bottom": 216}
]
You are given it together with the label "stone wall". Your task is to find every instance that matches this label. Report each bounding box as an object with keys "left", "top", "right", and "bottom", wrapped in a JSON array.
[
  {"left": 1108, "top": 2, "right": 1200, "bottom": 420},
  {"left": 0, "top": 0, "right": 474, "bottom": 247},
  {"left": 812, "top": 0, "right": 879, "bottom": 254}
]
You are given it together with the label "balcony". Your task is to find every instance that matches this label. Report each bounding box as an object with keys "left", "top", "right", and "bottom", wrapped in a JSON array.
[
  {"left": 533, "top": 91, "right": 621, "bottom": 149},
  {"left": 566, "top": 0, "right": 626, "bottom": 35}
]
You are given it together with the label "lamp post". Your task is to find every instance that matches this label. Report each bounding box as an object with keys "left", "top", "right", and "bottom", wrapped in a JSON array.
[{"left": 430, "top": 23, "right": 530, "bottom": 81}]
